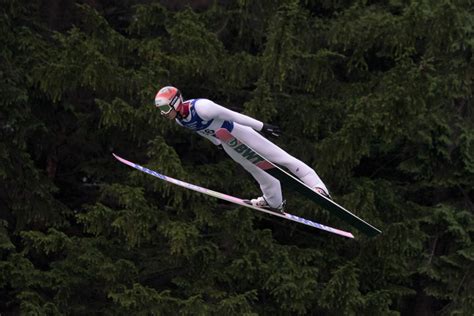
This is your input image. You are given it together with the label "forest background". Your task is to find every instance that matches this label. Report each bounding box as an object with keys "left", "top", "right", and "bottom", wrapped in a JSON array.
[{"left": 1, "top": 0, "right": 473, "bottom": 315}]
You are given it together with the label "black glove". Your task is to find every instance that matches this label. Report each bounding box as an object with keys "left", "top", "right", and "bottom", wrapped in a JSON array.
[
  {"left": 261, "top": 123, "right": 281, "bottom": 138},
  {"left": 216, "top": 144, "right": 224, "bottom": 150}
]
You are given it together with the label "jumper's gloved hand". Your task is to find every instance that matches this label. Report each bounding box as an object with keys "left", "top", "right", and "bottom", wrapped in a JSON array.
[
  {"left": 260, "top": 123, "right": 281, "bottom": 138},
  {"left": 216, "top": 144, "right": 224, "bottom": 150}
]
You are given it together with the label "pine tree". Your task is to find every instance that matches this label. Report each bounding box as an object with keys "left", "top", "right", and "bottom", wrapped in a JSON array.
[{"left": 1, "top": 0, "right": 472, "bottom": 314}]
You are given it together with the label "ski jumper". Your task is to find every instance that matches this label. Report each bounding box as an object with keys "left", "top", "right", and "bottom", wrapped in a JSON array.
[{"left": 176, "top": 98, "right": 328, "bottom": 208}]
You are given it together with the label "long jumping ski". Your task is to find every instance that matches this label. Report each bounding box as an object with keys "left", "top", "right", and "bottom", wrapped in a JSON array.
[
  {"left": 113, "top": 154, "right": 354, "bottom": 239},
  {"left": 215, "top": 128, "right": 382, "bottom": 237}
]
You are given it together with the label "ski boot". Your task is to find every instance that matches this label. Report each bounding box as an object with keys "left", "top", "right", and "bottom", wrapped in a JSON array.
[
  {"left": 244, "top": 196, "right": 286, "bottom": 214},
  {"left": 314, "top": 187, "right": 332, "bottom": 200}
]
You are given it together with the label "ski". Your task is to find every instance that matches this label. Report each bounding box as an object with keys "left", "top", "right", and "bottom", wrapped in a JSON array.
[
  {"left": 113, "top": 153, "right": 354, "bottom": 239},
  {"left": 215, "top": 128, "right": 382, "bottom": 237}
]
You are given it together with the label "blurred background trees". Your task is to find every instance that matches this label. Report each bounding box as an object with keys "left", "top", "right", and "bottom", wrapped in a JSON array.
[{"left": 1, "top": 0, "right": 472, "bottom": 314}]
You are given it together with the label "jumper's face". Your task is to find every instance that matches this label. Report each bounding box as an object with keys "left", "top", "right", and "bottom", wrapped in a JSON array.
[
  {"left": 155, "top": 97, "right": 179, "bottom": 119},
  {"left": 161, "top": 108, "right": 178, "bottom": 120}
]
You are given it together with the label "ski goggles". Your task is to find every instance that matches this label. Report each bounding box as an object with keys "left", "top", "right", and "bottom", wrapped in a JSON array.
[
  {"left": 156, "top": 91, "right": 181, "bottom": 115},
  {"left": 157, "top": 103, "right": 173, "bottom": 115}
]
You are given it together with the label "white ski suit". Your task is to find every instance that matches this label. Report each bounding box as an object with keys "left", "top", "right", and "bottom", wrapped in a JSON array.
[{"left": 176, "top": 98, "right": 328, "bottom": 208}]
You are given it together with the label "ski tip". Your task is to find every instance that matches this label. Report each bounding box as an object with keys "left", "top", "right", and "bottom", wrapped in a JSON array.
[
  {"left": 112, "top": 153, "right": 126, "bottom": 161},
  {"left": 112, "top": 153, "right": 123, "bottom": 162},
  {"left": 112, "top": 153, "right": 130, "bottom": 166}
]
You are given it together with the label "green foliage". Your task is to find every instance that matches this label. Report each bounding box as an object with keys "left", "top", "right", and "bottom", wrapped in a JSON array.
[
  {"left": 319, "top": 262, "right": 363, "bottom": 314},
  {"left": 1, "top": 0, "right": 473, "bottom": 314}
]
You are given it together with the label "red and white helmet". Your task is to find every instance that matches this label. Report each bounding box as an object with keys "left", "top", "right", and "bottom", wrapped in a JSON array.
[{"left": 154, "top": 86, "right": 183, "bottom": 115}]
